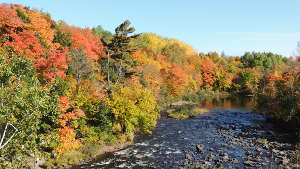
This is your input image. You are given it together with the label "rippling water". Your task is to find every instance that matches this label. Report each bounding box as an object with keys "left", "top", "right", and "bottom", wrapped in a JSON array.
[{"left": 72, "top": 97, "right": 297, "bottom": 169}]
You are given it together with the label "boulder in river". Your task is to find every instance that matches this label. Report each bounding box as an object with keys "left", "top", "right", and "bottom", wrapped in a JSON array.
[
  {"left": 222, "top": 153, "right": 229, "bottom": 161},
  {"left": 280, "top": 157, "right": 289, "bottom": 165},
  {"left": 185, "top": 153, "right": 193, "bottom": 161},
  {"left": 196, "top": 144, "right": 204, "bottom": 152},
  {"left": 244, "top": 160, "right": 261, "bottom": 166}
]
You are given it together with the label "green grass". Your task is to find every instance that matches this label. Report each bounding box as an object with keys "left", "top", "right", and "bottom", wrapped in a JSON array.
[
  {"left": 167, "top": 104, "right": 209, "bottom": 119},
  {"left": 257, "top": 138, "right": 268, "bottom": 144}
]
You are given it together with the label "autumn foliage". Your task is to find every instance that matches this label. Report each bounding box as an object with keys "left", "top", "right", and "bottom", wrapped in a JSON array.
[{"left": 0, "top": 3, "right": 298, "bottom": 168}]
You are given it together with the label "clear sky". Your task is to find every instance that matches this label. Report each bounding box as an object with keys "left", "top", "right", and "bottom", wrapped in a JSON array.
[{"left": 2, "top": 0, "right": 300, "bottom": 56}]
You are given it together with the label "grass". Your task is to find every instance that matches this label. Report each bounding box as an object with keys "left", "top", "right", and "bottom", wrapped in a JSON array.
[
  {"left": 167, "top": 104, "right": 209, "bottom": 119},
  {"left": 257, "top": 138, "right": 268, "bottom": 144}
]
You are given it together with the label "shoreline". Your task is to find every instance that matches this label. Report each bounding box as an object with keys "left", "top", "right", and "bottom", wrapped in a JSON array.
[{"left": 64, "top": 141, "right": 133, "bottom": 169}]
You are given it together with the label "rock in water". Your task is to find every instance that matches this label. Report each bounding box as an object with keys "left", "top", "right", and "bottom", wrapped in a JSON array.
[
  {"left": 185, "top": 153, "right": 193, "bottom": 161},
  {"left": 244, "top": 160, "right": 259, "bottom": 166},
  {"left": 196, "top": 144, "right": 204, "bottom": 152},
  {"left": 280, "top": 157, "right": 289, "bottom": 165},
  {"left": 222, "top": 153, "right": 229, "bottom": 161}
]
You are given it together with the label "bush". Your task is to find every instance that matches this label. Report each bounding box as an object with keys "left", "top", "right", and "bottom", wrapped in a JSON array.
[{"left": 106, "top": 85, "right": 160, "bottom": 134}]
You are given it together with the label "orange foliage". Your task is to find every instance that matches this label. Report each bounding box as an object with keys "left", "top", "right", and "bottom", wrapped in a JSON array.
[
  {"left": 56, "top": 127, "right": 81, "bottom": 154},
  {"left": 0, "top": 4, "right": 24, "bottom": 30},
  {"left": 58, "top": 96, "right": 70, "bottom": 112},
  {"left": 161, "top": 64, "right": 188, "bottom": 96},
  {"left": 199, "top": 58, "right": 218, "bottom": 88},
  {"left": 56, "top": 96, "right": 85, "bottom": 154},
  {"left": 13, "top": 6, "right": 55, "bottom": 46},
  {"left": 0, "top": 5, "right": 71, "bottom": 82},
  {"left": 62, "top": 25, "right": 105, "bottom": 61}
]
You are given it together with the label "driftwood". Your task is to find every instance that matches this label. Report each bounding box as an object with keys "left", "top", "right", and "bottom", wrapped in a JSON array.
[{"left": 0, "top": 123, "right": 18, "bottom": 150}]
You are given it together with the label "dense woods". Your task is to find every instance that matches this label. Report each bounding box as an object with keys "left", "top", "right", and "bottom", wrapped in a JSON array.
[{"left": 0, "top": 4, "right": 299, "bottom": 168}]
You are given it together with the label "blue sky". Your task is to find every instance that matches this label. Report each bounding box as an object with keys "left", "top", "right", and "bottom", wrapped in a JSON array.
[{"left": 2, "top": 0, "right": 300, "bottom": 56}]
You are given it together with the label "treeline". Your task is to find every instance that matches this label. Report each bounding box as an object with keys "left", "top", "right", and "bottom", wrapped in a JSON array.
[{"left": 0, "top": 4, "right": 299, "bottom": 168}]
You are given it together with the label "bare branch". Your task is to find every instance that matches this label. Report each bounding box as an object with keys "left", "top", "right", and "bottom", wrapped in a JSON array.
[{"left": 0, "top": 123, "right": 18, "bottom": 150}]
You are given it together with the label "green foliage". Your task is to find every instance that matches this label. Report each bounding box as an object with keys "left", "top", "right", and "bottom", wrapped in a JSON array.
[
  {"left": 53, "top": 23, "right": 72, "bottom": 47},
  {"left": 16, "top": 8, "right": 31, "bottom": 23},
  {"left": 0, "top": 55, "right": 60, "bottom": 168},
  {"left": 92, "top": 25, "right": 113, "bottom": 44},
  {"left": 82, "top": 101, "right": 114, "bottom": 133},
  {"left": 167, "top": 104, "right": 209, "bottom": 119},
  {"left": 103, "top": 20, "right": 141, "bottom": 84},
  {"left": 107, "top": 85, "right": 159, "bottom": 134},
  {"left": 241, "top": 52, "right": 285, "bottom": 70},
  {"left": 233, "top": 68, "right": 262, "bottom": 95}
]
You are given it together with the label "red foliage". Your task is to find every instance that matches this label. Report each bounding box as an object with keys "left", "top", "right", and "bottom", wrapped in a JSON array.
[
  {"left": 63, "top": 26, "right": 105, "bottom": 61},
  {"left": 0, "top": 4, "right": 24, "bottom": 30},
  {"left": 5, "top": 30, "right": 45, "bottom": 58},
  {"left": 35, "top": 48, "right": 70, "bottom": 82}
]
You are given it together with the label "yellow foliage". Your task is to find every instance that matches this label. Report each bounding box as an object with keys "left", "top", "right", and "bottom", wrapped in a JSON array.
[
  {"left": 141, "top": 33, "right": 196, "bottom": 56},
  {"left": 106, "top": 85, "right": 159, "bottom": 134},
  {"left": 66, "top": 77, "right": 107, "bottom": 108}
]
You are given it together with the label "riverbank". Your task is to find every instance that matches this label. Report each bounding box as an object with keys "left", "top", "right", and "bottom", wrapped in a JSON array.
[
  {"left": 62, "top": 93, "right": 233, "bottom": 168},
  {"left": 72, "top": 98, "right": 300, "bottom": 169},
  {"left": 39, "top": 138, "right": 133, "bottom": 169}
]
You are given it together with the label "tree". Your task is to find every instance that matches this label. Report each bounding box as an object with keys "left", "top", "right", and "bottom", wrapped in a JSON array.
[
  {"left": 92, "top": 25, "right": 113, "bottom": 44},
  {"left": 106, "top": 85, "right": 159, "bottom": 134},
  {"left": 199, "top": 58, "right": 218, "bottom": 88},
  {"left": 103, "top": 20, "right": 141, "bottom": 85},
  {"left": 68, "top": 49, "right": 93, "bottom": 93},
  {"left": 161, "top": 43, "right": 187, "bottom": 64},
  {"left": 241, "top": 52, "right": 285, "bottom": 70}
]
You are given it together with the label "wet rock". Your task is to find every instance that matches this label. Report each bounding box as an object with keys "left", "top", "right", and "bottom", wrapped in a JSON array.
[
  {"left": 183, "top": 159, "right": 189, "bottom": 166},
  {"left": 196, "top": 144, "right": 204, "bottom": 152},
  {"left": 280, "top": 157, "right": 289, "bottom": 165},
  {"left": 215, "top": 162, "right": 222, "bottom": 168},
  {"left": 232, "top": 158, "right": 239, "bottom": 163},
  {"left": 222, "top": 153, "right": 229, "bottom": 161},
  {"left": 245, "top": 151, "right": 251, "bottom": 156},
  {"left": 244, "top": 160, "right": 256, "bottom": 166},
  {"left": 185, "top": 153, "right": 193, "bottom": 161},
  {"left": 272, "top": 149, "right": 280, "bottom": 153},
  {"left": 256, "top": 147, "right": 263, "bottom": 152},
  {"left": 207, "top": 155, "right": 213, "bottom": 162}
]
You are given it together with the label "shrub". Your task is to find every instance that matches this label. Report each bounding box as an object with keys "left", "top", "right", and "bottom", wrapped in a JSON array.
[{"left": 106, "top": 85, "right": 159, "bottom": 134}]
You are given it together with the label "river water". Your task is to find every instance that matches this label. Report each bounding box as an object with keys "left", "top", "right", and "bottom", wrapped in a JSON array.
[{"left": 73, "top": 97, "right": 298, "bottom": 169}]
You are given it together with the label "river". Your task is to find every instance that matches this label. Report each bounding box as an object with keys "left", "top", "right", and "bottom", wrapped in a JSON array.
[{"left": 73, "top": 97, "right": 299, "bottom": 169}]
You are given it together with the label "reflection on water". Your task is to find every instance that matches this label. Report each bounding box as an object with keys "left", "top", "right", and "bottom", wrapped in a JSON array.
[{"left": 199, "top": 96, "right": 255, "bottom": 110}]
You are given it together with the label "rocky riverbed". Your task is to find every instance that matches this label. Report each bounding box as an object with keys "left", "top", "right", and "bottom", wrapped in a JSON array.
[{"left": 73, "top": 98, "right": 299, "bottom": 169}]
